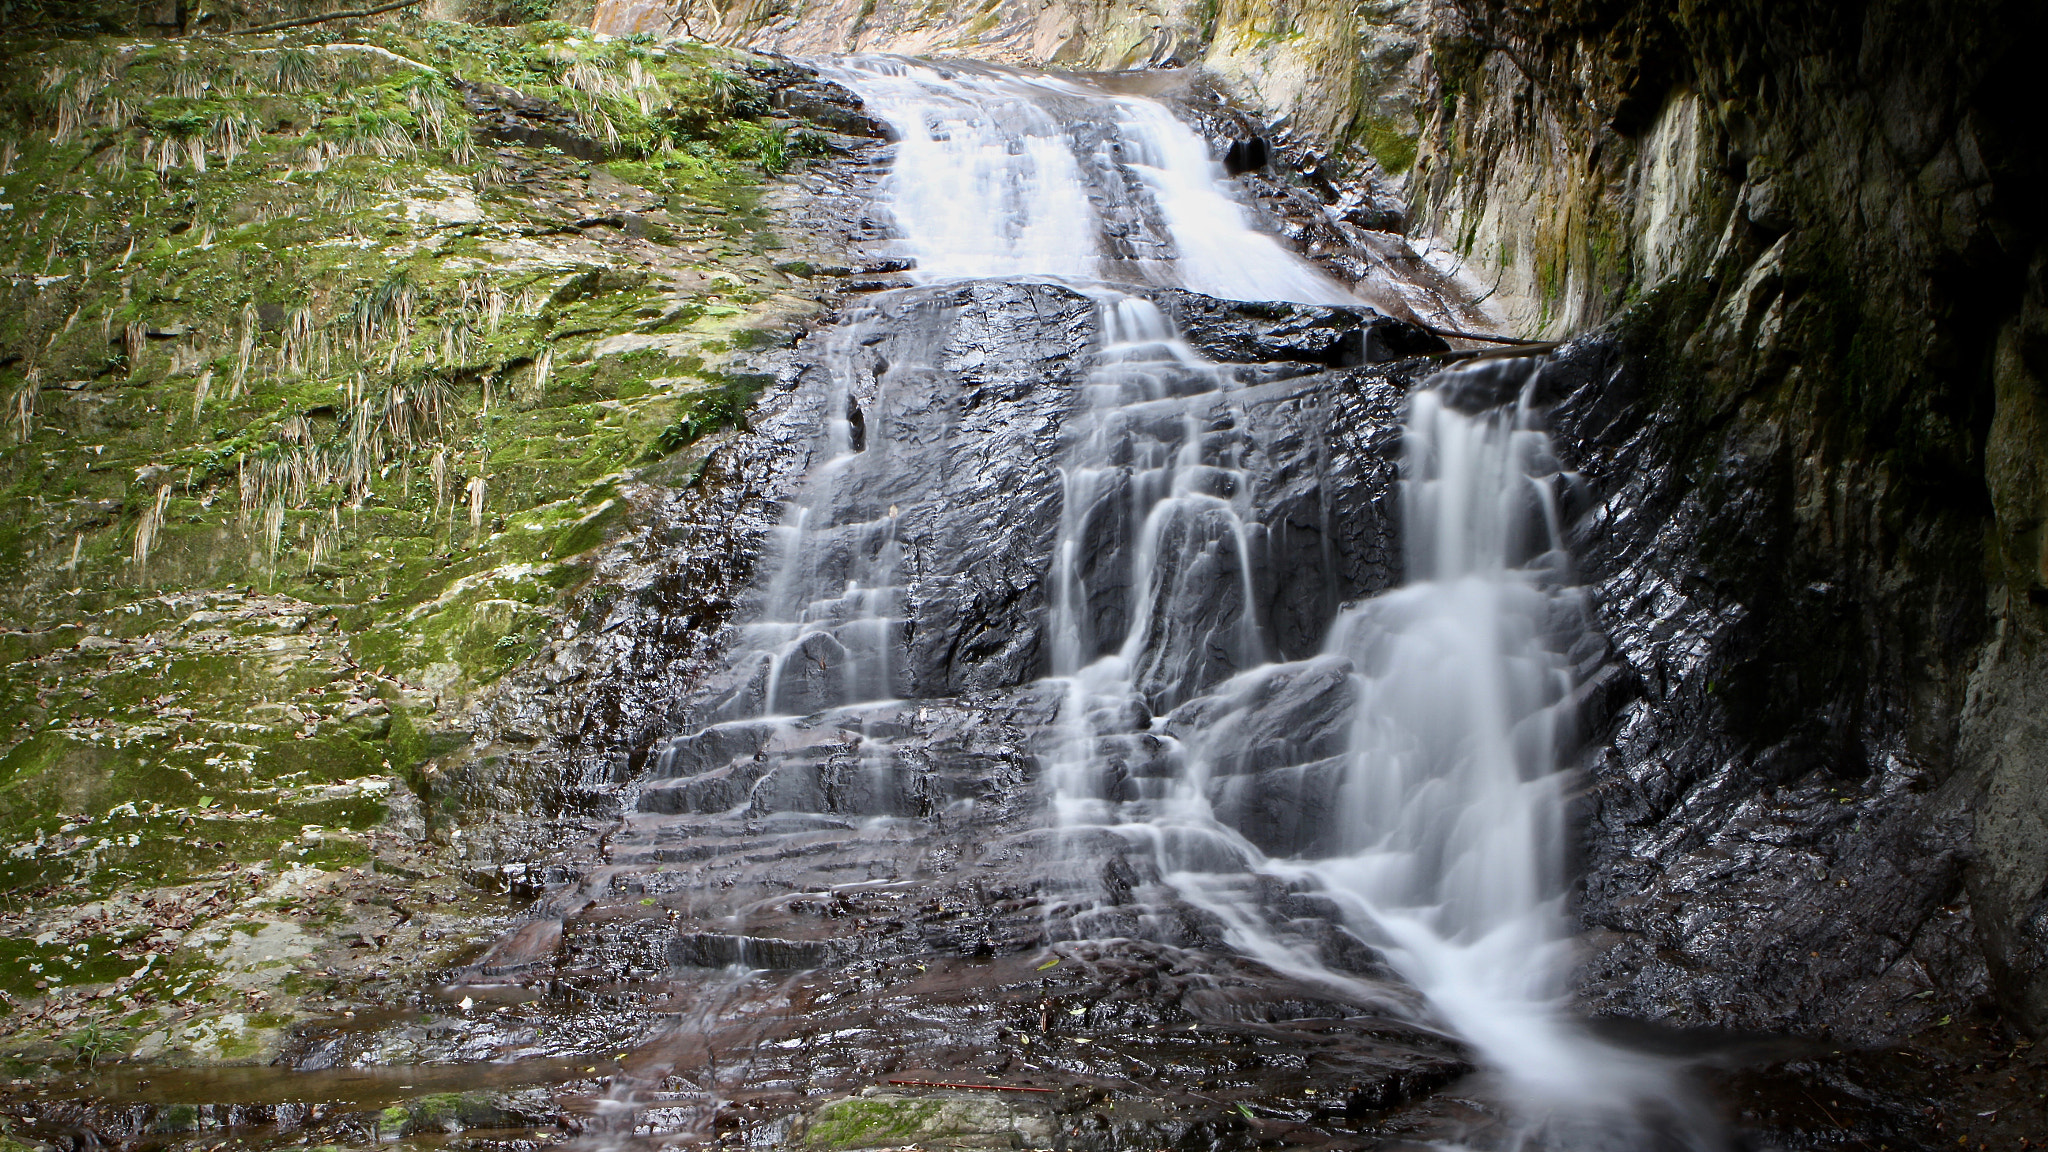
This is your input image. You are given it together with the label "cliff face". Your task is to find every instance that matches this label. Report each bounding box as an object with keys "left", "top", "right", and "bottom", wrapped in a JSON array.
[
  {"left": 1402, "top": 0, "right": 2048, "bottom": 1042},
  {"left": 6, "top": 0, "right": 2041, "bottom": 1104},
  {"left": 0, "top": 9, "right": 877, "bottom": 1062}
]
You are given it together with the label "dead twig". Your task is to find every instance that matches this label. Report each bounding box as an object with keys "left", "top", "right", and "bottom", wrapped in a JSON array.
[{"left": 241, "top": 0, "right": 424, "bottom": 35}]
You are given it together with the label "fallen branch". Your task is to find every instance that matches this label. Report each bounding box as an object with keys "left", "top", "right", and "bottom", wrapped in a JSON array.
[
  {"left": 1424, "top": 340, "right": 1564, "bottom": 363},
  {"left": 884, "top": 1079, "right": 1055, "bottom": 1094},
  {"left": 241, "top": 43, "right": 441, "bottom": 74},
  {"left": 1417, "top": 322, "right": 1548, "bottom": 346},
  {"left": 241, "top": 0, "right": 424, "bottom": 35}
]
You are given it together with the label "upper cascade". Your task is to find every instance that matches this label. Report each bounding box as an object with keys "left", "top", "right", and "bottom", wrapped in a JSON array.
[{"left": 816, "top": 56, "right": 1358, "bottom": 305}]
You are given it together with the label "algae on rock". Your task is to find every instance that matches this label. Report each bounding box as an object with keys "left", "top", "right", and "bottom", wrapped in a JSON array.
[{"left": 0, "top": 10, "right": 853, "bottom": 1063}]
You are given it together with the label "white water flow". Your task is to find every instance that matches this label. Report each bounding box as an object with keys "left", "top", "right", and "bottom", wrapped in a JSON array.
[
  {"left": 725, "top": 316, "right": 904, "bottom": 720},
  {"left": 1042, "top": 334, "right": 1690, "bottom": 1139},
  {"left": 819, "top": 56, "right": 1357, "bottom": 305},
  {"left": 706, "top": 55, "right": 1686, "bottom": 1141}
]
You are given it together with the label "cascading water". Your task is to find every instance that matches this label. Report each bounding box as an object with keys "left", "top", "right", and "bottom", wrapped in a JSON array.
[
  {"left": 1029, "top": 304, "right": 1685, "bottom": 1134},
  {"left": 637, "top": 53, "right": 1699, "bottom": 1147},
  {"left": 1089, "top": 360, "right": 1701, "bottom": 1140},
  {"left": 815, "top": 56, "right": 1356, "bottom": 305}
]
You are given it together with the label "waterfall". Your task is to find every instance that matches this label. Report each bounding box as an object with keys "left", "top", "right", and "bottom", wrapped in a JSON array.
[
  {"left": 816, "top": 56, "right": 1357, "bottom": 305},
  {"left": 1030, "top": 305, "right": 1678, "bottom": 1129},
  {"left": 655, "top": 54, "right": 1696, "bottom": 1145}
]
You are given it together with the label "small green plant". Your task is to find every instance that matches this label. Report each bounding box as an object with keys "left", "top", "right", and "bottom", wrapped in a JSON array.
[
  {"left": 716, "top": 121, "right": 793, "bottom": 173},
  {"left": 645, "top": 380, "right": 756, "bottom": 459},
  {"left": 61, "top": 1019, "right": 128, "bottom": 1066}
]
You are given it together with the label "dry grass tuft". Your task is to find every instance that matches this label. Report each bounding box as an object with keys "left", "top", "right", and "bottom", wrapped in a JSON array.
[
  {"left": 271, "top": 48, "right": 321, "bottom": 94},
  {"left": 8, "top": 368, "right": 41, "bottom": 444},
  {"left": 132, "top": 484, "right": 172, "bottom": 571},
  {"left": 191, "top": 368, "right": 213, "bottom": 421}
]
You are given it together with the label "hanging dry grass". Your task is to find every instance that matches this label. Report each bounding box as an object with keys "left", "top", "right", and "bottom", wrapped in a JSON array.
[
  {"left": 472, "top": 155, "right": 515, "bottom": 192},
  {"left": 232, "top": 303, "right": 258, "bottom": 398},
  {"left": 429, "top": 447, "right": 449, "bottom": 514},
  {"left": 435, "top": 316, "right": 475, "bottom": 366},
  {"left": 343, "top": 271, "right": 417, "bottom": 358},
  {"left": 93, "top": 141, "right": 129, "bottom": 175},
  {"left": 516, "top": 347, "right": 554, "bottom": 405},
  {"left": 53, "top": 74, "right": 97, "bottom": 145},
  {"left": 123, "top": 321, "right": 147, "bottom": 378},
  {"left": 167, "top": 59, "right": 206, "bottom": 101},
  {"left": 191, "top": 367, "right": 213, "bottom": 421},
  {"left": 459, "top": 275, "right": 508, "bottom": 333},
  {"left": 271, "top": 48, "right": 321, "bottom": 94},
  {"left": 282, "top": 306, "right": 316, "bottom": 372},
  {"left": 8, "top": 368, "right": 41, "bottom": 444},
  {"left": 262, "top": 497, "right": 285, "bottom": 562},
  {"left": 210, "top": 112, "right": 260, "bottom": 168},
  {"left": 623, "top": 58, "right": 664, "bottom": 116},
  {"left": 330, "top": 110, "right": 417, "bottom": 160},
  {"left": 401, "top": 74, "right": 451, "bottom": 150},
  {"left": 132, "top": 483, "right": 172, "bottom": 570}
]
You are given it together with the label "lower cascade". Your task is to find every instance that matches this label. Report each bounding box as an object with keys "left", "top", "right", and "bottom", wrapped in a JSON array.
[{"left": 631, "top": 57, "right": 1703, "bottom": 1146}]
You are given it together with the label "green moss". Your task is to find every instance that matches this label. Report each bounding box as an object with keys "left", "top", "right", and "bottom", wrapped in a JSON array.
[
  {"left": 0, "top": 11, "right": 836, "bottom": 1048},
  {"left": 1359, "top": 113, "right": 1419, "bottom": 175},
  {"left": 644, "top": 376, "right": 762, "bottom": 460},
  {"left": 807, "top": 1099, "right": 943, "bottom": 1149}
]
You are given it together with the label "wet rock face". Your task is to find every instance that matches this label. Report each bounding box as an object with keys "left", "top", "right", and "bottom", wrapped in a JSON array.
[
  {"left": 453, "top": 78, "right": 612, "bottom": 160},
  {"left": 404, "top": 283, "right": 1482, "bottom": 1147},
  {"left": 1391, "top": 0, "right": 2048, "bottom": 1054},
  {"left": 667, "top": 282, "right": 1419, "bottom": 728},
  {"left": 1527, "top": 336, "right": 1989, "bottom": 1045}
]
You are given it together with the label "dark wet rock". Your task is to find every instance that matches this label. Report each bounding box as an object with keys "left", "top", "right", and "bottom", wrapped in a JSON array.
[
  {"left": 669, "top": 932, "right": 842, "bottom": 969},
  {"left": 1162, "top": 80, "right": 1480, "bottom": 329},
  {"left": 1164, "top": 657, "right": 1360, "bottom": 856},
  {"left": 1152, "top": 290, "right": 1448, "bottom": 367},
  {"left": 400, "top": 276, "right": 1473, "bottom": 1150},
  {"left": 474, "top": 919, "right": 565, "bottom": 977},
  {"left": 1532, "top": 333, "right": 1989, "bottom": 1045},
  {"left": 659, "top": 282, "right": 1421, "bottom": 725},
  {"left": 747, "top": 58, "right": 895, "bottom": 140},
  {"left": 771, "top": 83, "right": 894, "bottom": 139},
  {"left": 1222, "top": 136, "right": 1270, "bottom": 176},
  {"left": 452, "top": 79, "right": 609, "bottom": 160}
]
